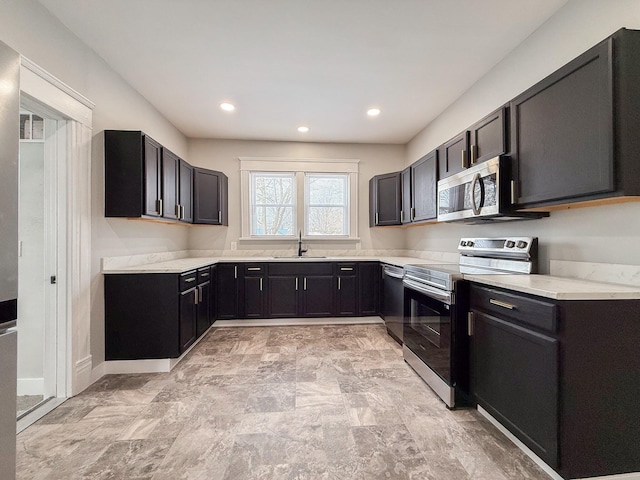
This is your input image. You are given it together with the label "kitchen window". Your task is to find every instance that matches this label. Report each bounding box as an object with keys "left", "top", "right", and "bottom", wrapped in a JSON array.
[{"left": 240, "top": 157, "right": 359, "bottom": 241}]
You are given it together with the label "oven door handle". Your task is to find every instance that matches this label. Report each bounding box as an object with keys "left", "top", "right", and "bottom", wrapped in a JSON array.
[
  {"left": 383, "top": 268, "right": 404, "bottom": 279},
  {"left": 403, "top": 278, "right": 453, "bottom": 305}
]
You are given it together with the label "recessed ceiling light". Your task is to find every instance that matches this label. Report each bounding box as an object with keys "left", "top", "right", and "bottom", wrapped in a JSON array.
[
  {"left": 297, "top": 126, "right": 309, "bottom": 133},
  {"left": 367, "top": 108, "right": 381, "bottom": 117},
  {"left": 220, "top": 102, "right": 235, "bottom": 112}
]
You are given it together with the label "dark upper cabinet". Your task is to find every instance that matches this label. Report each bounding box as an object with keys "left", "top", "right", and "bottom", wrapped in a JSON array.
[
  {"left": 370, "top": 172, "right": 402, "bottom": 226},
  {"left": 105, "top": 130, "right": 163, "bottom": 218},
  {"left": 439, "top": 130, "right": 469, "bottom": 179},
  {"left": 511, "top": 29, "right": 640, "bottom": 208},
  {"left": 358, "top": 262, "right": 380, "bottom": 316},
  {"left": 439, "top": 107, "right": 507, "bottom": 180},
  {"left": 469, "top": 107, "right": 507, "bottom": 166},
  {"left": 193, "top": 167, "right": 229, "bottom": 225},
  {"left": 178, "top": 160, "right": 193, "bottom": 223},
  {"left": 162, "top": 149, "right": 179, "bottom": 220},
  {"left": 216, "top": 263, "right": 239, "bottom": 319},
  {"left": 400, "top": 167, "right": 411, "bottom": 224},
  {"left": 410, "top": 149, "right": 438, "bottom": 223}
]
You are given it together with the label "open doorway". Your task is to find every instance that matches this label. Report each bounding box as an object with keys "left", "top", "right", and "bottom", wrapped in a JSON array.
[{"left": 16, "top": 104, "right": 66, "bottom": 419}]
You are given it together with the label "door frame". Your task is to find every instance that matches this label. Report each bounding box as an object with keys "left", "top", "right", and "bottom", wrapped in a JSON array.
[{"left": 19, "top": 57, "right": 94, "bottom": 397}]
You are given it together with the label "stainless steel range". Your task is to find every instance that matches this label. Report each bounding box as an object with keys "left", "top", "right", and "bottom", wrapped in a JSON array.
[{"left": 402, "top": 237, "right": 537, "bottom": 408}]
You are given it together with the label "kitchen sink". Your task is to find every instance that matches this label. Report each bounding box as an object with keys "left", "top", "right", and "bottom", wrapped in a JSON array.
[{"left": 271, "top": 255, "right": 327, "bottom": 259}]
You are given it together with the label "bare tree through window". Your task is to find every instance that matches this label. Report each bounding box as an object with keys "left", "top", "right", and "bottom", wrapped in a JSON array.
[{"left": 251, "top": 172, "right": 295, "bottom": 235}]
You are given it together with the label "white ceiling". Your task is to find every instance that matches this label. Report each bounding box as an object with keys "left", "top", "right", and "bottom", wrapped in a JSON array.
[{"left": 39, "top": 0, "right": 569, "bottom": 144}]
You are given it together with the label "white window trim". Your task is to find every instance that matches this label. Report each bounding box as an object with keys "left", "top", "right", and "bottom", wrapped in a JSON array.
[{"left": 239, "top": 157, "right": 359, "bottom": 241}]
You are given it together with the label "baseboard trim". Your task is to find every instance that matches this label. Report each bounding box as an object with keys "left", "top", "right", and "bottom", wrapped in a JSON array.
[
  {"left": 74, "top": 354, "right": 93, "bottom": 394},
  {"left": 212, "top": 316, "right": 384, "bottom": 328}
]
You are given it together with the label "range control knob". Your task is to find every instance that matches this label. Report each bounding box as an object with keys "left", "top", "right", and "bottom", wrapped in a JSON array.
[
  {"left": 516, "top": 241, "right": 528, "bottom": 249},
  {"left": 460, "top": 241, "right": 467, "bottom": 247},
  {"left": 466, "top": 241, "right": 474, "bottom": 247},
  {"left": 505, "top": 240, "right": 515, "bottom": 248}
]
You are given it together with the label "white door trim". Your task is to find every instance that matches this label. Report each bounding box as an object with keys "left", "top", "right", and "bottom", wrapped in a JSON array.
[{"left": 20, "top": 58, "right": 94, "bottom": 397}]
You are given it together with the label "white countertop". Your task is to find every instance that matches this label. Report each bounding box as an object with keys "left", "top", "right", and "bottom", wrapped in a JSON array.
[
  {"left": 464, "top": 273, "right": 640, "bottom": 300},
  {"left": 103, "top": 256, "right": 640, "bottom": 300}
]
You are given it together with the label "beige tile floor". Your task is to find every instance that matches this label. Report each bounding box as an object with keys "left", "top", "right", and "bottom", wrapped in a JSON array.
[{"left": 16, "top": 324, "right": 549, "bottom": 479}]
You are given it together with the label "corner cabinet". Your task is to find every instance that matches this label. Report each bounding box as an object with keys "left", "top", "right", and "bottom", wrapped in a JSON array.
[
  {"left": 511, "top": 28, "right": 640, "bottom": 209},
  {"left": 469, "top": 283, "right": 640, "bottom": 479},
  {"left": 369, "top": 172, "right": 402, "bottom": 226},
  {"left": 410, "top": 149, "right": 438, "bottom": 223},
  {"left": 193, "top": 167, "right": 228, "bottom": 225}
]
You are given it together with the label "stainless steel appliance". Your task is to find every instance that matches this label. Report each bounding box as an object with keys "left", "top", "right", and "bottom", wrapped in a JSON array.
[
  {"left": 381, "top": 264, "right": 404, "bottom": 344},
  {"left": 403, "top": 237, "right": 537, "bottom": 408},
  {"left": 437, "top": 156, "right": 548, "bottom": 223},
  {"left": 0, "top": 40, "right": 20, "bottom": 479}
]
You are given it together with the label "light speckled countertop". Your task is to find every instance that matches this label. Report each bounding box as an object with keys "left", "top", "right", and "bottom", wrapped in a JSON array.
[{"left": 102, "top": 256, "right": 640, "bottom": 300}]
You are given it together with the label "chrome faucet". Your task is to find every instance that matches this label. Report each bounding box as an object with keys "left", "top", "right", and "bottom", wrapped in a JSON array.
[{"left": 297, "top": 231, "right": 308, "bottom": 257}]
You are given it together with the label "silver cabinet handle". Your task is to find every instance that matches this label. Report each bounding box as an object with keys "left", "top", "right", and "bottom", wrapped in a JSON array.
[
  {"left": 175, "top": 205, "right": 180, "bottom": 217},
  {"left": 471, "top": 144, "right": 478, "bottom": 164},
  {"left": 467, "top": 312, "right": 474, "bottom": 336},
  {"left": 340, "top": 267, "right": 353, "bottom": 271},
  {"left": 304, "top": 278, "right": 307, "bottom": 291},
  {"left": 338, "top": 277, "right": 341, "bottom": 290},
  {"left": 181, "top": 205, "right": 185, "bottom": 220},
  {"left": 400, "top": 210, "right": 404, "bottom": 223},
  {"left": 158, "top": 199, "right": 163, "bottom": 216},
  {"left": 260, "top": 278, "right": 263, "bottom": 291},
  {"left": 234, "top": 266, "right": 238, "bottom": 279},
  {"left": 461, "top": 150, "right": 467, "bottom": 169},
  {"left": 295, "top": 278, "right": 298, "bottom": 291},
  {"left": 510, "top": 180, "right": 518, "bottom": 205},
  {"left": 184, "top": 277, "right": 196, "bottom": 283},
  {"left": 375, "top": 212, "right": 379, "bottom": 225},
  {"left": 201, "top": 272, "right": 209, "bottom": 277},
  {"left": 489, "top": 299, "right": 516, "bottom": 310},
  {"left": 247, "top": 267, "right": 261, "bottom": 271},
  {"left": 411, "top": 207, "right": 415, "bottom": 220},
  {"left": 194, "top": 289, "right": 198, "bottom": 305},
  {"left": 218, "top": 211, "right": 221, "bottom": 223}
]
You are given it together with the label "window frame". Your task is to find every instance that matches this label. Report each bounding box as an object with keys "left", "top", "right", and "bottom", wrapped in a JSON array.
[
  {"left": 304, "top": 172, "right": 349, "bottom": 237},
  {"left": 239, "top": 157, "right": 359, "bottom": 241},
  {"left": 249, "top": 171, "right": 297, "bottom": 237}
]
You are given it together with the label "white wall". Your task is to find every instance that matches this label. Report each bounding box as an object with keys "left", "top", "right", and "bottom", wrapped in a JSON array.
[
  {"left": 405, "top": 0, "right": 640, "bottom": 272},
  {"left": 188, "top": 139, "right": 406, "bottom": 253},
  {"left": 0, "top": 0, "right": 191, "bottom": 371}
]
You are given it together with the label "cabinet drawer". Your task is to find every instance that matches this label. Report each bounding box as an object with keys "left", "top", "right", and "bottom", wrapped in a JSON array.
[
  {"left": 244, "top": 263, "right": 266, "bottom": 276},
  {"left": 335, "top": 263, "right": 357, "bottom": 276},
  {"left": 269, "top": 262, "right": 333, "bottom": 276},
  {"left": 470, "top": 284, "right": 557, "bottom": 333},
  {"left": 180, "top": 270, "right": 198, "bottom": 291},
  {"left": 197, "top": 266, "right": 212, "bottom": 283}
]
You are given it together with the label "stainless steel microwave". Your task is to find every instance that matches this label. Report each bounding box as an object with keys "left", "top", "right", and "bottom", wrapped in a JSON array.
[{"left": 437, "top": 156, "right": 547, "bottom": 223}]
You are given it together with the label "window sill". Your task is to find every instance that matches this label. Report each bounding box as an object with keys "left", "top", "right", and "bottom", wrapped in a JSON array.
[{"left": 238, "top": 236, "right": 361, "bottom": 242}]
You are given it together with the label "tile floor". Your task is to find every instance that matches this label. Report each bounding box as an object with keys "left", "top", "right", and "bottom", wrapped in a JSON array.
[{"left": 16, "top": 324, "right": 549, "bottom": 479}]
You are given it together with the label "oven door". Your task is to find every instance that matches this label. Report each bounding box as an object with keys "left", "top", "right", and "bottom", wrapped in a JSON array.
[
  {"left": 403, "top": 280, "right": 453, "bottom": 385},
  {"left": 437, "top": 156, "right": 501, "bottom": 222}
]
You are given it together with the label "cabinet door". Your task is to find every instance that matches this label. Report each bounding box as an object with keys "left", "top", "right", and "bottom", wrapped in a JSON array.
[
  {"left": 196, "top": 281, "right": 210, "bottom": 337},
  {"left": 162, "top": 149, "right": 179, "bottom": 220},
  {"left": 143, "top": 136, "right": 162, "bottom": 217},
  {"left": 411, "top": 149, "right": 438, "bottom": 222},
  {"left": 244, "top": 276, "right": 266, "bottom": 318},
  {"left": 301, "top": 275, "right": 335, "bottom": 317},
  {"left": 469, "top": 107, "right": 507, "bottom": 166},
  {"left": 511, "top": 40, "right": 613, "bottom": 207},
  {"left": 400, "top": 167, "right": 411, "bottom": 224},
  {"left": 178, "top": 160, "right": 193, "bottom": 223},
  {"left": 193, "top": 168, "right": 227, "bottom": 225},
  {"left": 472, "top": 310, "right": 559, "bottom": 467},
  {"left": 336, "top": 275, "right": 357, "bottom": 316},
  {"left": 359, "top": 263, "right": 380, "bottom": 316},
  {"left": 179, "top": 288, "right": 197, "bottom": 353},
  {"left": 216, "top": 264, "right": 238, "bottom": 319},
  {"left": 439, "top": 131, "right": 469, "bottom": 179},
  {"left": 268, "top": 276, "right": 299, "bottom": 317},
  {"left": 373, "top": 172, "right": 402, "bottom": 226}
]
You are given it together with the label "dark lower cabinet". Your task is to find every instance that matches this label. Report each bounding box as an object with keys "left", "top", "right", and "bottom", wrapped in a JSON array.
[
  {"left": 472, "top": 310, "right": 558, "bottom": 467},
  {"left": 105, "top": 267, "right": 215, "bottom": 360},
  {"left": 358, "top": 262, "right": 380, "bottom": 316},
  {"left": 242, "top": 264, "right": 267, "bottom": 318},
  {"left": 179, "top": 286, "right": 198, "bottom": 353},
  {"left": 301, "top": 275, "right": 334, "bottom": 317},
  {"left": 470, "top": 283, "right": 640, "bottom": 479},
  {"left": 268, "top": 276, "right": 299, "bottom": 317},
  {"left": 216, "top": 263, "right": 239, "bottom": 319},
  {"left": 336, "top": 263, "right": 357, "bottom": 316}
]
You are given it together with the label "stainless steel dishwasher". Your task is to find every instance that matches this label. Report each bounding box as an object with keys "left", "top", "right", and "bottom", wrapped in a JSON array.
[{"left": 381, "top": 264, "right": 404, "bottom": 344}]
